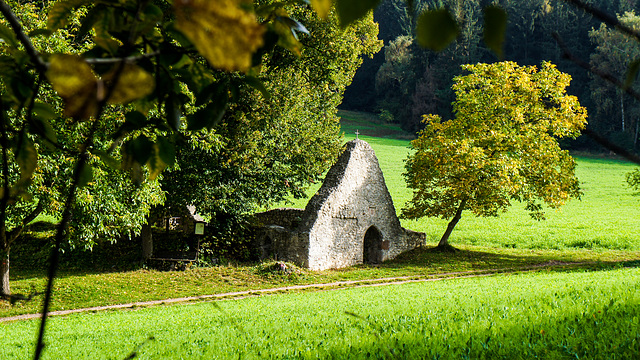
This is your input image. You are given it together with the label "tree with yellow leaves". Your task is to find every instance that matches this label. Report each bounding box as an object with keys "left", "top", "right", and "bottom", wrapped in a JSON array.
[{"left": 403, "top": 61, "right": 587, "bottom": 251}]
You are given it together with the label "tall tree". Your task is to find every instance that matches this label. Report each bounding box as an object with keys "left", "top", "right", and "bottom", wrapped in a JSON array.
[
  {"left": 155, "top": 7, "right": 382, "bottom": 244},
  {"left": 0, "top": 1, "right": 166, "bottom": 296},
  {"left": 1, "top": 0, "right": 374, "bottom": 297},
  {"left": 375, "top": 35, "right": 415, "bottom": 127},
  {"left": 403, "top": 62, "right": 587, "bottom": 251}
]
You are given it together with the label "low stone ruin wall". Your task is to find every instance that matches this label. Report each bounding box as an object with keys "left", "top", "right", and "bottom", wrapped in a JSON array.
[{"left": 252, "top": 208, "right": 304, "bottom": 229}]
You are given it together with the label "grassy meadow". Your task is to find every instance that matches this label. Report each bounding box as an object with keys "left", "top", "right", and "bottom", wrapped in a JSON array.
[{"left": 2, "top": 267, "right": 639, "bottom": 359}]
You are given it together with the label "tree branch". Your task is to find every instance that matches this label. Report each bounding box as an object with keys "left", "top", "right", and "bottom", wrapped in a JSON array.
[
  {"left": 0, "top": 1, "right": 47, "bottom": 74},
  {"left": 561, "top": 0, "right": 640, "bottom": 43},
  {"left": 34, "top": 2, "right": 150, "bottom": 358},
  {"left": 553, "top": 32, "right": 640, "bottom": 166},
  {"left": 8, "top": 201, "right": 45, "bottom": 244},
  {"left": 0, "top": 97, "right": 9, "bottom": 253},
  {"left": 552, "top": 32, "right": 640, "bottom": 102},
  {"left": 84, "top": 51, "right": 161, "bottom": 65},
  {"left": 582, "top": 128, "right": 640, "bottom": 165}
]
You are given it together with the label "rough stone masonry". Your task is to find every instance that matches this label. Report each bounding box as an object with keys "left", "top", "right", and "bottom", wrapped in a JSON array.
[{"left": 254, "top": 139, "right": 425, "bottom": 270}]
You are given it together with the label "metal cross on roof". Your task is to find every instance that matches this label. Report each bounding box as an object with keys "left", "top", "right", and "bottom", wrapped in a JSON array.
[{"left": 355, "top": 130, "right": 359, "bottom": 139}]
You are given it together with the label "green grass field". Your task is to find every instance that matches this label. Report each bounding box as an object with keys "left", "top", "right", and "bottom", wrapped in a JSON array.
[{"left": 2, "top": 267, "right": 639, "bottom": 359}]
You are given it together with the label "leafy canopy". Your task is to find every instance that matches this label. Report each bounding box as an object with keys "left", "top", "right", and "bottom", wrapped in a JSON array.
[
  {"left": 161, "top": 7, "right": 382, "bottom": 227},
  {"left": 0, "top": 0, "right": 381, "bottom": 299},
  {"left": 403, "top": 61, "right": 587, "bottom": 224}
]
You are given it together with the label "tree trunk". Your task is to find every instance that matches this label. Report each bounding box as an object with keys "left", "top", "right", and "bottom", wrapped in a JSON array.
[
  {"left": 1, "top": 246, "right": 9, "bottom": 296},
  {"left": 635, "top": 119, "right": 639, "bottom": 150},
  {"left": 621, "top": 92, "right": 625, "bottom": 132},
  {"left": 437, "top": 199, "right": 467, "bottom": 252},
  {"left": 141, "top": 222, "right": 153, "bottom": 260}
]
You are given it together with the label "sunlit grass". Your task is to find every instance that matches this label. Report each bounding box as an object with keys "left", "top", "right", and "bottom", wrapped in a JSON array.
[
  {"left": 4, "top": 244, "right": 638, "bottom": 319},
  {"left": 2, "top": 267, "right": 639, "bottom": 359}
]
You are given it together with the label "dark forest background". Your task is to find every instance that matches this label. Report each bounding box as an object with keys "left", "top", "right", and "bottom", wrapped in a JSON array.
[{"left": 341, "top": 0, "right": 640, "bottom": 152}]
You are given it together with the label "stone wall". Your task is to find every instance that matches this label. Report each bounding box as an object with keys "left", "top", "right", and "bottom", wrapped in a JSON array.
[
  {"left": 254, "top": 225, "right": 310, "bottom": 267},
  {"left": 253, "top": 208, "right": 304, "bottom": 229},
  {"left": 253, "top": 139, "right": 425, "bottom": 270},
  {"left": 300, "top": 139, "right": 418, "bottom": 270}
]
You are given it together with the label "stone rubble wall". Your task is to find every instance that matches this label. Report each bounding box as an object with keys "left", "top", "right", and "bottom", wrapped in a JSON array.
[
  {"left": 302, "top": 140, "right": 421, "bottom": 270},
  {"left": 253, "top": 208, "right": 304, "bottom": 229},
  {"left": 254, "top": 225, "right": 310, "bottom": 267},
  {"left": 252, "top": 139, "right": 426, "bottom": 271}
]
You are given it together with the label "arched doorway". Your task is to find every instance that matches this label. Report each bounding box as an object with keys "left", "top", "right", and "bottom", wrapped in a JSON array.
[
  {"left": 363, "top": 226, "right": 382, "bottom": 264},
  {"left": 259, "top": 235, "right": 273, "bottom": 260}
]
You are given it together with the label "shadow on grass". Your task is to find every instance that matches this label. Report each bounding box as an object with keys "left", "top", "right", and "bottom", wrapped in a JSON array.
[
  {"left": 381, "top": 245, "right": 636, "bottom": 274},
  {"left": 315, "top": 299, "right": 640, "bottom": 360},
  {"left": 13, "top": 243, "right": 640, "bottom": 283}
]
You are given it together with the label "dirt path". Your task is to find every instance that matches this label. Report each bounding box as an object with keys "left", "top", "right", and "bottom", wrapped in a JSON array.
[{"left": 0, "top": 261, "right": 584, "bottom": 323}]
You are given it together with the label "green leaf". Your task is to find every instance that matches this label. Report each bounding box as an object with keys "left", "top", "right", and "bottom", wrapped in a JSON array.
[
  {"left": 147, "top": 137, "right": 175, "bottom": 181},
  {"left": 108, "top": 64, "right": 155, "bottom": 104},
  {"left": 252, "top": 30, "right": 279, "bottom": 67},
  {"left": 277, "top": 16, "right": 309, "bottom": 37},
  {"left": 272, "top": 13, "right": 304, "bottom": 56},
  {"left": 76, "top": 6, "right": 104, "bottom": 40},
  {"left": 244, "top": 76, "right": 271, "bottom": 100},
  {"left": 311, "top": 0, "right": 333, "bottom": 19},
  {"left": 15, "top": 131, "right": 37, "bottom": 182},
  {"left": 30, "top": 117, "right": 57, "bottom": 145},
  {"left": 120, "top": 142, "right": 144, "bottom": 185},
  {"left": 195, "top": 81, "right": 223, "bottom": 107},
  {"left": 173, "top": 0, "right": 265, "bottom": 72},
  {"left": 335, "top": 0, "right": 380, "bottom": 28},
  {"left": 416, "top": 9, "right": 459, "bottom": 51},
  {"left": 77, "top": 163, "right": 93, "bottom": 188},
  {"left": 47, "top": 0, "right": 89, "bottom": 31},
  {"left": 30, "top": 102, "right": 58, "bottom": 144},
  {"left": 124, "top": 110, "right": 147, "bottom": 129},
  {"left": 0, "top": 24, "right": 19, "bottom": 47},
  {"left": 46, "top": 54, "right": 99, "bottom": 120},
  {"left": 171, "top": 54, "right": 192, "bottom": 70},
  {"left": 189, "top": 82, "right": 228, "bottom": 130},
  {"left": 113, "top": 111, "right": 148, "bottom": 143},
  {"left": 166, "top": 93, "right": 182, "bottom": 131},
  {"left": 164, "top": 22, "right": 194, "bottom": 50},
  {"left": 28, "top": 29, "right": 53, "bottom": 38},
  {"left": 128, "top": 135, "right": 154, "bottom": 165},
  {"left": 93, "top": 35, "right": 121, "bottom": 55},
  {"left": 147, "top": 148, "right": 165, "bottom": 181},
  {"left": 0, "top": 56, "right": 15, "bottom": 76},
  {"left": 10, "top": 76, "right": 33, "bottom": 104},
  {"left": 130, "top": 162, "right": 144, "bottom": 186},
  {"left": 92, "top": 149, "right": 120, "bottom": 170},
  {"left": 140, "top": 3, "right": 164, "bottom": 24},
  {"left": 483, "top": 6, "right": 507, "bottom": 59},
  {"left": 625, "top": 59, "right": 640, "bottom": 89},
  {"left": 187, "top": 95, "right": 227, "bottom": 131},
  {"left": 32, "top": 102, "right": 57, "bottom": 121},
  {"left": 156, "top": 136, "right": 176, "bottom": 168}
]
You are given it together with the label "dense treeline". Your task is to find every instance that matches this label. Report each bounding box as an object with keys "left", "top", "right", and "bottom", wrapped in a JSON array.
[{"left": 342, "top": 0, "right": 640, "bottom": 151}]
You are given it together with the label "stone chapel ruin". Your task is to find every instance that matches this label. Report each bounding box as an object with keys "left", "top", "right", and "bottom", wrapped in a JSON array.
[{"left": 253, "top": 139, "right": 425, "bottom": 270}]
